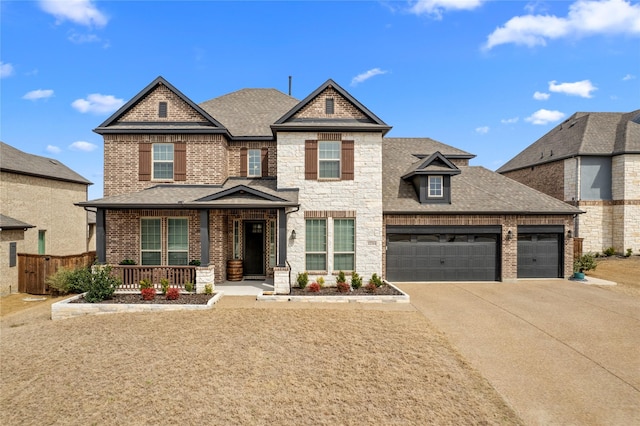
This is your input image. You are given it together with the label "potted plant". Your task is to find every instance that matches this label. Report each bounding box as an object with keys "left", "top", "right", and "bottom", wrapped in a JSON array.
[{"left": 573, "top": 253, "right": 597, "bottom": 279}]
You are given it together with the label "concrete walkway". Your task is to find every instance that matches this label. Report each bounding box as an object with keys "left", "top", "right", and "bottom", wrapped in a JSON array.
[{"left": 399, "top": 280, "right": 640, "bottom": 426}]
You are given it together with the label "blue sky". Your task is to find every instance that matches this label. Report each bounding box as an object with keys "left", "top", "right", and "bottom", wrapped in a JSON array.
[{"left": 2, "top": 0, "right": 639, "bottom": 200}]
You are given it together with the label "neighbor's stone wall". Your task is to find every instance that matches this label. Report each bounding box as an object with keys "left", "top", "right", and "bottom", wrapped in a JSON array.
[
  {"left": 277, "top": 131, "right": 383, "bottom": 285},
  {"left": 0, "top": 171, "right": 88, "bottom": 256},
  {"left": 383, "top": 214, "right": 574, "bottom": 281},
  {"left": 575, "top": 202, "right": 613, "bottom": 254},
  {"left": 0, "top": 229, "right": 26, "bottom": 295},
  {"left": 564, "top": 157, "right": 579, "bottom": 202},
  {"left": 103, "top": 134, "right": 229, "bottom": 197},
  {"left": 501, "top": 161, "right": 565, "bottom": 201},
  {"left": 118, "top": 83, "right": 205, "bottom": 122}
]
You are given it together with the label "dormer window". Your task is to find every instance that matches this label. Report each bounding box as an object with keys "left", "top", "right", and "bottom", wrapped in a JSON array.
[
  {"left": 428, "top": 176, "right": 443, "bottom": 198},
  {"left": 325, "top": 98, "right": 334, "bottom": 115},
  {"left": 159, "top": 102, "right": 167, "bottom": 118}
]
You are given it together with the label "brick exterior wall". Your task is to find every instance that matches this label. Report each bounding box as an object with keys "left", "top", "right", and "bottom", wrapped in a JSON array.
[
  {"left": 383, "top": 214, "right": 574, "bottom": 281},
  {"left": 227, "top": 141, "right": 277, "bottom": 177},
  {"left": 502, "top": 160, "right": 565, "bottom": 201},
  {"left": 294, "top": 87, "right": 367, "bottom": 120},
  {"left": 119, "top": 83, "right": 205, "bottom": 122}
]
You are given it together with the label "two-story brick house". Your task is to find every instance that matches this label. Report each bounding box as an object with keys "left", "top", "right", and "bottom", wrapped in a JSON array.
[
  {"left": 82, "top": 76, "right": 581, "bottom": 292},
  {"left": 498, "top": 110, "right": 640, "bottom": 254}
]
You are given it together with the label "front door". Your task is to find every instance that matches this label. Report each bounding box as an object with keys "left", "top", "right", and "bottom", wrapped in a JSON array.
[{"left": 243, "top": 221, "right": 265, "bottom": 276}]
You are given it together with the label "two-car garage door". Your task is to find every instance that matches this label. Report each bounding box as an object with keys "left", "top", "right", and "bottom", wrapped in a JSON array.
[{"left": 386, "top": 226, "right": 501, "bottom": 282}]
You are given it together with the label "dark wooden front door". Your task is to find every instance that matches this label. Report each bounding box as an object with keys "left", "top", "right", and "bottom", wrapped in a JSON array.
[{"left": 243, "top": 221, "right": 265, "bottom": 276}]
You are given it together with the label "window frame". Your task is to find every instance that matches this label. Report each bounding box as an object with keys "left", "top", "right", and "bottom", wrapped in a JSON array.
[
  {"left": 140, "top": 218, "right": 162, "bottom": 265},
  {"left": 247, "top": 149, "right": 262, "bottom": 177},
  {"left": 152, "top": 143, "right": 174, "bottom": 181},
  {"left": 333, "top": 218, "right": 355, "bottom": 272},
  {"left": 318, "top": 141, "right": 341, "bottom": 179},
  {"left": 167, "top": 218, "right": 189, "bottom": 265},
  {"left": 428, "top": 175, "right": 443, "bottom": 198},
  {"left": 305, "top": 218, "right": 327, "bottom": 272}
]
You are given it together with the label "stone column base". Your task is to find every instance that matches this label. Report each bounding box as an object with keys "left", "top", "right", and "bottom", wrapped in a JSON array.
[
  {"left": 274, "top": 266, "right": 290, "bottom": 294},
  {"left": 195, "top": 266, "right": 215, "bottom": 294}
]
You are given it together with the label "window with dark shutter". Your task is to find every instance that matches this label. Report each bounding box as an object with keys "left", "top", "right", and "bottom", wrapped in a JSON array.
[
  {"left": 341, "top": 140, "right": 354, "bottom": 180},
  {"left": 159, "top": 102, "right": 167, "bottom": 118},
  {"left": 240, "top": 148, "right": 247, "bottom": 177},
  {"left": 325, "top": 98, "right": 334, "bottom": 114},
  {"left": 139, "top": 143, "right": 152, "bottom": 181},
  {"left": 305, "top": 140, "right": 318, "bottom": 180},
  {"left": 174, "top": 142, "right": 186, "bottom": 181},
  {"left": 261, "top": 147, "right": 269, "bottom": 177}
]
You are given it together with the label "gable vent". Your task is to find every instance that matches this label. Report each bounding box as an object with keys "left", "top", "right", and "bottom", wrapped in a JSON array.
[
  {"left": 325, "top": 98, "right": 334, "bottom": 115},
  {"left": 159, "top": 101, "right": 167, "bottom": 118}
]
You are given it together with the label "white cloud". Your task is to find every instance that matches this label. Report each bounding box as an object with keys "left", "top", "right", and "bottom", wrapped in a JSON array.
[
  {"left": 484, "top": 0, "right": 640, "bottom": 50},
  {"left": 46, "top": 145, "right": 62, "bottom": 154},
  {"left": 533, "top": 91, "right": 550, "bottom": 100},
  {"left": 39, "top": 0, "right": 108, "bottom": 28},
  {"left": 0, "top": 62, "right": 14, "bottom": 78},
  {"left": 501, "top": 117, "right": 519, "bottom": 124},
  {"left": 475, "top": 126, "right": 490, "bottom": 134},
  {"left": 71, "top": 93, "right": 124, "bottom": 114},
  {"left": 68, "top": 32, "right": 101, "bottom": 44},
  {"left": 549, "top": 79, "right": 597, "bottom": 98},
  {"left": 409, "top": 0, "right": 485, "bottom": 19},
  {"left": 525, "top": 109, "right": 566, "bottom": 125},
  {"left": 623, "top": 74, "right": 636, "bottom": 81},
  {"left": 351, "top": 68, "right": 388, "bottom": 86},
  {"left": 23, "top": 89, "right": 54, "bottom": 101},
  {"left": 69, "top": 141, "right": 98, "bottom": 152}
]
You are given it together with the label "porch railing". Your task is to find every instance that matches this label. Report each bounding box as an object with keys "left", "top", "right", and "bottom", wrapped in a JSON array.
[{"left": 110, "top": 265, "right": 197, "bottom": 290}]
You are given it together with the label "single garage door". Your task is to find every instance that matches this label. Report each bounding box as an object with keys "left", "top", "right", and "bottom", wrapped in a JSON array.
[
  {"left": 386, "top": 226, "right": 500, "bottom": 282},
  {"left": 517, "top": 226, "right": 563, "bottom": 278}
]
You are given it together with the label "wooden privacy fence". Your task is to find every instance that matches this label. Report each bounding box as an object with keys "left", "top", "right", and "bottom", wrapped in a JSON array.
[
  {"left": 18, "top": 252, "right": 96, "bottom": 295},
  {"left": 573, "top": 238, "right": 584, "bottom": 260},
  {"left": 110, "top": 265, "right": 197, "bottom": 290}
]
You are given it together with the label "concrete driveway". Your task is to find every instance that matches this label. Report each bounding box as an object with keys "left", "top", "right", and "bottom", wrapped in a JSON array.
[{"left": 398, "top": 280, "right": 640, "bottom": 426}]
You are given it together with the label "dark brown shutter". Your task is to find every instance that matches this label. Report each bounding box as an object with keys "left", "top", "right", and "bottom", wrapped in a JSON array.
[
  {"left": 139, "top": 143, "right": 151, "bottom": 181},
  {"left": 240, "top": 147, "right": 247, "bottom": 177},
  {"left": 261, "top": 147, "right": 269, "bottom": 177},
  {"left": 174, "top": 142, "right": 186, "bottom": 181},
  {"left": 305, "top": 140, "right": 318, "bottom": 180},
  {"left": 341, "top": 140, "right": 354, "bottom": 180}
]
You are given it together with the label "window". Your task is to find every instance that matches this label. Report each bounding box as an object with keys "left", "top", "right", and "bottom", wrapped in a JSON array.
[
  {"left": 38, "top": 230, "right": 46, "bottom": 254},
  {"left": 334, "top": 219, "right": 354, "bottom": 271},
  {"left": 153, "top": 143, "right": 174, "bottom": 180},
  {"left": 325, "top": 98, "right": 334, "bottom": 114},
  {"left": 318, "top": 141, "right": 340, "bottom": 179},
  {"left": 141, "top": 219, "right": 161, "bottom": 265},
  {"left": 247, "top": 149, "right": 261, "bottom": 177},
  {"left": 159, "top": 102, "right": 167, "bottom": 118},
  {"left": 428, "top": 176, "right": 443, "bottom": 197},
  {"left": 305, "top": 219, "right": 326, "bottom": 271},
  {"left": 168, "top": 218, "right": 188, "bottom": 265}
]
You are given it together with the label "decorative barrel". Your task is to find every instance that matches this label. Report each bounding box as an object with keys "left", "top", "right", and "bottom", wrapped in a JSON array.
[{"left": 227, "top": 259, "right": 243, "bottom": 281}]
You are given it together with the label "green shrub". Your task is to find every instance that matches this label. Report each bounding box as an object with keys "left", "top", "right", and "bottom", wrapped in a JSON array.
[
  {"left": 603, "top": 247, "right": 616, "bottom": 257},
  {"left": 188, "top": 259, "right": 201, "bottom": 266},
  {"left": 84, "top": 266, "right": 120, "bottom": 303},
  {"left": 336, "top": 270, "right": 346, "bottom": 284},
  {"left": 204, "top": 283, "right": 212, "bottom": 295},
  {"left": 185, "top": 281, "right": 195, "bottom": 292},
  {"left": 574, "top": 253, "right": 597, "bottom": 273},
  {"left": 119, "top": 259, "right": 136, "bottom": 265},
  {"left": 369, "top": 273, "right": 383, "bottom": 288},
  {"left": 139, "top": 278, "right": 153, "bottom": 289},
  {"left": 625, "top": 248, "right": 633, "bottom": 257},
  {"left": 350, "top": 271, "right": 362, "bottom": 289},
  {"left": 317, "top": 276, "right": 325, "bottom": 288},
  {"left": 160, "top": 278, "right": 170, "bottom": 295},
  {"left": 46, "top": 267, "right": 92, "bottom": 295},
  {"left": 296, "top": 271, "right": 309, "bottom": 289}
]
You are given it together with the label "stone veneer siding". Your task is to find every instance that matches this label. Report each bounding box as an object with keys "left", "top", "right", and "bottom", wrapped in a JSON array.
[
  {"left": 383, "top": 214, "right": 574, "bottom": 281},
  {"left": 502, "top": 160, "right": 565, "bottom": 201},
  {"left": 277, "top": 131, "right": 383, "bottom": 285}
]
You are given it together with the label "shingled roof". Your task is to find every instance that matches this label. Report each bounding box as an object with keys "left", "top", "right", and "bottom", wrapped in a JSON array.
[
  {"left": 0, "top": 214, "right": 34, "bottom": 230},
  {"left": 497, "top": 109, "right": 640, "bottom": 173},
  {"left": 0, "top": 142, "right": 91, "bottom": 185},
  {"left": 199, "top": 89, "right": 299, "bottom": 137},
  {"left": 383, "top": 138, "right": 581, "bottom": 215}
]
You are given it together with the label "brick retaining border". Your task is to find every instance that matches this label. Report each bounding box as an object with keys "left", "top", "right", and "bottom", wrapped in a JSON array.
[
  {"left": 257, "top": 282, "right": 410, "bottom": 303},
  {"left": 51, "top": 292, "right": 223, "bottom": 321}
]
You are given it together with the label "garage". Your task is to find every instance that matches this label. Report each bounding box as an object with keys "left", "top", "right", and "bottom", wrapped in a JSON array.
[
  {"left": 386, "top": 226, "right": 500, "bottom": 282},
  {"left": 517, "top": 226, "right": 563, "bottom": 278}
]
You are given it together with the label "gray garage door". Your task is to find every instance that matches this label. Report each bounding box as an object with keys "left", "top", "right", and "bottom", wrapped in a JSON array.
[
  {"left": 386, "top": 226, "right": 500, "bottom": 282},
  {"left": 517, "top": 226, "right": 563, "bottom": 278}
]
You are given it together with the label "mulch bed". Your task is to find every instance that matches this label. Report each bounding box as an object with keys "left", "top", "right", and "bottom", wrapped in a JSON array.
[
  {"left": 289, "top": 284, "right": 403, "bottom": 296},
  {"left": 70, "top": 293, "right": 215, "bottom": 305}
]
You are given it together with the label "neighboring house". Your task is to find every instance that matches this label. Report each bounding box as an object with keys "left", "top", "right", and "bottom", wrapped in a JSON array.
[
  {"left": 81, "top": 76, "right": 580, "bottom": 292},
  {"left": 497, "top": 110, "right": 640, "bottom": 255},
  {"left": 0, "top": 214, "right": 34, "bottom": 295},
  {"left": 0, "top": 142, "right": 93, "bottom": 295}
]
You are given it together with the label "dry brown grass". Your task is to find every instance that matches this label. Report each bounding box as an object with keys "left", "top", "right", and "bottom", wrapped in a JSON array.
[
  {"left": 587, "top": 255, "right": 640, "bottom": 297},
  {"left": 1, "top": 299, "right": 521, "bottom": 425}
]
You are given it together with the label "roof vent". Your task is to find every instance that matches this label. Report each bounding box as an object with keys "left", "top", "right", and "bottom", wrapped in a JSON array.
[{"left": 49, "top": 159, "right": 58, "bottom": 165}]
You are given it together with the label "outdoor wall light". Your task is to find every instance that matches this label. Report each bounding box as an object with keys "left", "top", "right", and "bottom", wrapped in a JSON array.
[
  {"left": 507, "top": 230, "right": 513, "bottom": 240},
  {"left": 567, "top": 230, "right": 572, "bottom": 239},
  {"left": 291, "top": 230, "right": 296, "bottom": 240}
]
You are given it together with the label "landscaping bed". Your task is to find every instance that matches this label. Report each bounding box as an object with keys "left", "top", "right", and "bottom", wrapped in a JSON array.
[
  {"left": 290, "top": 283, "right": 403, "bottom": 296},
  {"left": 69, "top": 292, "right": 214, "bottom": 305}
]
